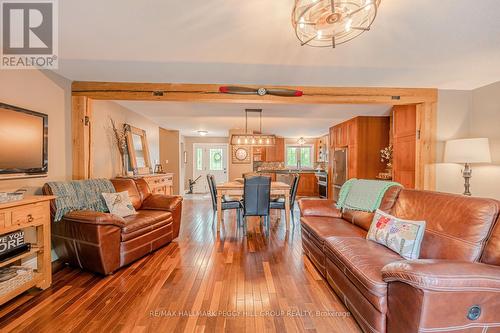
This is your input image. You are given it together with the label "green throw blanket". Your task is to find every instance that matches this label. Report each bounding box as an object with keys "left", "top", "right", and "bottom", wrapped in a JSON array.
[
  {"left": 336, "top": 178, "right": 401, "bottom": 212},
  {"left": 47, "top": 179, "right": 116, "bottom": 222}
]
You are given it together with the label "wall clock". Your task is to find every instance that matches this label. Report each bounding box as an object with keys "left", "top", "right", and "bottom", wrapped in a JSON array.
[{"left": 232, "top": 146, "right": 250, "bottom": 164}]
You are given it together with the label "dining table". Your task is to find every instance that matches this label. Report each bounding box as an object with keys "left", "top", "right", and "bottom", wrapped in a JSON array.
[{"left": 215, "top": 180, "right": 291, "bottom": 231}]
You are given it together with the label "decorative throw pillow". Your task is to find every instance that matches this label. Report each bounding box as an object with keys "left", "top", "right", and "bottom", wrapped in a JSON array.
[
  {"left": 367, "top": 209, "right": 426, "bottom": 260},
  {"left": 102, "top": 192, "right": 137, "bottom": 218}
]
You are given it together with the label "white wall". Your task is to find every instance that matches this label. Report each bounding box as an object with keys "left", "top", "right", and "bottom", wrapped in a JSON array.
[
  {"left": 0, "top": 70, "right": 72, "bottom": 194},
  {"left": 91, "top": 100, "right": 160, "bottom": 179},
  {"left": 436, "top": 82, "right": 500, "bottom": 199},
  {"left": 468, "top": 82, "right": 500, "bottom": 199}
]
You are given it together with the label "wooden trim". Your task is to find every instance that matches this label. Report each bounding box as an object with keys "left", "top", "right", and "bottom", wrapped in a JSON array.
[
  {"left": 415, "top": 102, "right": 437, "bottom": 190},
  {"left": 125, "top": 124, "right": 152, "bottom": 174},
  {"left": 71, "top": 96, "right": 93, "bottom": 180},
  {"left": 71, "top": 81, "right": 438, "bottom": 189},
  {"left": 72, "top": 81, "right": 437, "bottom": 105}
]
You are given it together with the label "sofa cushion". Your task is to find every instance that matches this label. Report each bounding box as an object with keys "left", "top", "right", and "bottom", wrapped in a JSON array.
[
  {"left": 111, "top": 178, "right": 143, "bottom": 210},
  {"left": 391, "top": 189, "right": 499, "bottom": 262},
  {"left": 121, "top": 210, "right": 172, "bottom": 241},
  {"left": 324, "top": 236, "right": 402, "bottom": 313},
  {"left": 301, "top": 216, "right": 367, "bottom": 244},
  {"left": 342, "top": 185, "right": 402, "bottom": 231},
  {"left": 367, "top": 209, "right": 426, "bottom": 260}
]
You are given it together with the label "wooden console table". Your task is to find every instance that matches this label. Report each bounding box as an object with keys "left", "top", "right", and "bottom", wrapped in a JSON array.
[
  {"left": 0, "top": 196, "right": 54, "bottom": 305},
  {"left": 117, "top": 173, "right": 174, "bottom": 195}
]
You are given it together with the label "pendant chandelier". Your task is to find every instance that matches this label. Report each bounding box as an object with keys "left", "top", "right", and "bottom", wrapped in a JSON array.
[
  {"left": 292, "top": 0, "right": 381, "bottom": 48},
  {"left": 230, "top": 109, "right": 276, "bottom": 146}
]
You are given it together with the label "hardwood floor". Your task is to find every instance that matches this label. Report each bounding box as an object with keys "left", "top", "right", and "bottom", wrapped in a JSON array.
[{"left": 0, "top": 196, "right": 361, "bottom": 333}]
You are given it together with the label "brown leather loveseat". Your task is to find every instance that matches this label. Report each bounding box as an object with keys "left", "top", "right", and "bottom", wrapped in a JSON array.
[
  {"left": 299, "top": 188, "right": 500, "bottom": 333},
  {"left": 43, "top": 178, "right": 183, "bottom": 275}
]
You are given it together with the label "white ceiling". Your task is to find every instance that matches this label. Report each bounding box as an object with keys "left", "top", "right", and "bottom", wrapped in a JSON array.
[
  {"left": 115, "top": 101, "right": 392, "bottom": 137},
  {"left": 55, "top": 0, "right": 500, "bottom": 89}
]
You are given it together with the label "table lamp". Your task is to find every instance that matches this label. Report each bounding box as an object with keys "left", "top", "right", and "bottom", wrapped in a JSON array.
[{"left": 444, "top": 138, "right": 491, "bottom": 196}]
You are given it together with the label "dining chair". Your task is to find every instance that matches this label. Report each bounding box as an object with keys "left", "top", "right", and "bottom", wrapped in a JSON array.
[
  {"left": 241, "top": 175, "right": 271, "bottom": 231},
  {"left": 207, "top": 174, "right": 242, "bottom": 226},
  {"left": 270, "top": 174, "right": 300, "bottom": 225}
]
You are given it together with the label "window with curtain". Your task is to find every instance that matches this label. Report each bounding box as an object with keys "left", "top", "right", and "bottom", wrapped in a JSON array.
[{"left": 286, "top": 145, "right": 314, "bottom": 169}]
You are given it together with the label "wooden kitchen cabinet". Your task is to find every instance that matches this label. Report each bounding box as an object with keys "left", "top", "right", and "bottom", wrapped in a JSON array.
[
  {"left": 328, "top": 117, "right": 390, "bottom": 198},
  {"left": 264, "top": 138, "right": 284, "bottom": 162},
  {"left": 392, "top": 105, "right": 417, "bottom": 188},
  {"left": 253, "top": 147, "right": 266, "bottom": 162},
  {"left": 296, "top": 173, "right": 319, "bottom": 197}
]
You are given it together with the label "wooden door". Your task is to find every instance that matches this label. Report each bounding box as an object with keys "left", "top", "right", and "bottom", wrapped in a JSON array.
[
  {"left": 347, "top": 119, "right": 357, "bottom": 146},
  {"left": 348, "top": 145, "right": 358, "bottom": 179},
  {"left": 393, "top": 105, "right": 417, "bottom": 188}
]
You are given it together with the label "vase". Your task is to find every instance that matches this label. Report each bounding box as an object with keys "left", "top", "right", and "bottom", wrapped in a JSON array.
[{"left": 120, "top": 154, "right": 128, "bottom": 176}]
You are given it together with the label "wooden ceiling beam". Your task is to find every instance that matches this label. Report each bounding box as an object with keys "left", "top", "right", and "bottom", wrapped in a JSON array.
[{"left": 72, "top": 81, "right": 438, "bottom": 105}]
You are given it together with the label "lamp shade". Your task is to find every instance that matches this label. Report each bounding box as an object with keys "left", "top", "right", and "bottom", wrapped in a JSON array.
[{"left": 444, "top": 138, "right": 491, "bottom": 164}]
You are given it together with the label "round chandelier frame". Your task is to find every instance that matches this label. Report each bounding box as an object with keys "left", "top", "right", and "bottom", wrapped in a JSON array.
[{"left": 292, "top": 0, "right": 381, "bottom": 48}]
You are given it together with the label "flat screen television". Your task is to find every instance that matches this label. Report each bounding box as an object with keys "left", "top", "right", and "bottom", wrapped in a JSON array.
[{"left": 0, "top": 103, "right": 48, "bottom": 176}]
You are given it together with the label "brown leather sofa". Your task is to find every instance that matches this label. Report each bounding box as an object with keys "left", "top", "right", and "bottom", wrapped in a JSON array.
[
  {"left": 43, "top": 178, "right": 183, "bottom": 275},
  {"left": 299, "top": 188, "right": 500, "bottom": 333}
]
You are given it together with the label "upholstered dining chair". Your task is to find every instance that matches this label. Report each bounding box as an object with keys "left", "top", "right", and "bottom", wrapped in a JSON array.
[
  {"left": 271, "top": 174, "right": 300, "bottom": 225},
  {"left": 207, "top": 174, "right": 242, "bottom": 225},
  {"left": 241, "top": 175, "right": 272, "bottom": 231}
]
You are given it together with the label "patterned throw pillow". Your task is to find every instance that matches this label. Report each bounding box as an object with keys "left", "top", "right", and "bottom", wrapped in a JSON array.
[
  {"left": 102, "top": 191, "right": 137, "bottom": 218},
  {"left": 367, "top": 210, "right": 426, "bottom": 260}
]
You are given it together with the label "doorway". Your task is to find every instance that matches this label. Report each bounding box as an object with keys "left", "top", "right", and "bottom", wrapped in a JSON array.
[{"left": 193, "top": 143, "right": 228, "bottom": 193}]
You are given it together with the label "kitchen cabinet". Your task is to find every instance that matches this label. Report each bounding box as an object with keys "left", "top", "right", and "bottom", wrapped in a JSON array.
[
  {"left": 296, "top": 173, "right": 319, "bottom": 197},
  {"left": 328, "top": 116, "right": 390, "bottom": 199},
  {"left": 392, "top": 105, "right": 417, "bottom": 188},
  {"left": 315, "top": 135, "right": 329, "bottom": 162},
  {"left": 252, "top": 147, "right": 266, "bottom": 162},
  {"left": 252, "top": 138, "right": 284, "bottom": 162}
]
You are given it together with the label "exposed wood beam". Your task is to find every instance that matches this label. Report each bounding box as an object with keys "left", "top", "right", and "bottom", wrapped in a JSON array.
[
  {"left": 72, "top": 81, "right": 438, "bottom": 105},
  {"left": 71, "top": 96, "right": 93, "bottom": 180}
]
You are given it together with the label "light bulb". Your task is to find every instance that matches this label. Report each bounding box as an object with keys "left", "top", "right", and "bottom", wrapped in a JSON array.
[
  {"left": 259, "top": 138, "right": 263, "bottom": 144},
  {"left": 237, "top": 138, "right": 241, "bottom": 144},
  {"left": 244, "top": 138, "right": 248, "bottom": 144},
  {"left": 299, "top": 17, "right": 305, "bottom": 29},
  {"left": 266, "top": 139, "right": 270, "bottom": 144},
  {"left": 252, "top": 138, "right": 256, "bottom": 144},
  {"left": 345, "top": 18, "right": 352, "bottom": 32}
]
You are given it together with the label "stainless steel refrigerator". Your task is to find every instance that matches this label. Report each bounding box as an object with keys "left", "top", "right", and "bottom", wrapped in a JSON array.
[{"left": 332, "top": 148, "right": 347, "bottom": 201}]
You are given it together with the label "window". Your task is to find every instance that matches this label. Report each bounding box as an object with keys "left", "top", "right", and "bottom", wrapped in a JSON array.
[
  {"left": 209, "top": 148, "right": 223, "bottom": 171},
  {"left": 286, "top": 145, "right": 314, "bottom": 169},
  {"left": 196, "top": 148, "right": 203, "bottom": 171}
]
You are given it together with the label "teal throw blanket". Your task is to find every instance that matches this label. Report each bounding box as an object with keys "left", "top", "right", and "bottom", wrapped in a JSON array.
[
  {"left": 336, "top": 178, "right": 401, "bottom": 212},
  {"left": 47, "top": 179, "right": 116, "bottom": 222}
]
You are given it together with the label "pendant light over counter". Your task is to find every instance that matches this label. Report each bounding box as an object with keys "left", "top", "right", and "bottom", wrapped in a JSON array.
[{"left": 230, "top": 109, "right": 276, "bottom": 146}]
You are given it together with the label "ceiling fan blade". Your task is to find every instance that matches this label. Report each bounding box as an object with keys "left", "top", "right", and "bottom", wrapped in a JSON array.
[
  {"left": 266, "top": 88, "right": 303, "bottom": 97},
  {"left": 219, "top": 86, "right": 259, "bottom": 95}
]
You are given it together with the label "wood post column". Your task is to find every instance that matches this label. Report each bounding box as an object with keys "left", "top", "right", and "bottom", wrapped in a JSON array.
[{"left": 72, "top": 96, "right": 93, "bottom": 180}]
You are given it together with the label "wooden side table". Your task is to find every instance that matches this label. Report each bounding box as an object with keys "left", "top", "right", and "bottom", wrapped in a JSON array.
[{"left": 0, "top": 196, "right": 54, "bottom": 305}]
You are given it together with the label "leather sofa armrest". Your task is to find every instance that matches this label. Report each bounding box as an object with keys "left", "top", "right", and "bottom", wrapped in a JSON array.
[
  {"left": 141, "top": 194, "right": 183, "bottom": 212},
  {"left": 382, "top": 260, "right": 500, "bottom": 333},
  {"left": 382, "top": 259, "right": 500, "bottom": 291},
  {"left": 63, "top": 210, "right": 126, "bottom": 228},
  {"left": 298, "top": 199, "right": 342, "bottom": 218}
]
